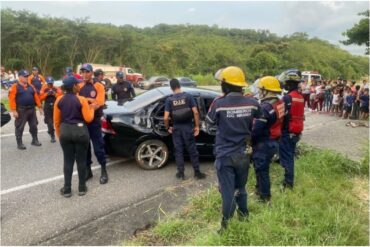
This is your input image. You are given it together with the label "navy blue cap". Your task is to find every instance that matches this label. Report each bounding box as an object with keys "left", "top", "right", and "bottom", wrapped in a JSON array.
[
  {"left": 46, "top": 76, "right": 54, "bottom": 84},
  {"left": 18, "top": 69, "right": 30, "bottom": 77},
  {"left": 66, "top": 67, "right": 73, "bottom": 75},
  {"left": 32, "top": 67, "right": 38, "bottom": 71},
  {"left": 81, "top": 63, "right": 93, "bottom": 72},
  {"left": 116, "top": 71, "right": 125, "bottom": 78},
  {"left": 62, "top": 76, "right": 79, "bottom": 88}
]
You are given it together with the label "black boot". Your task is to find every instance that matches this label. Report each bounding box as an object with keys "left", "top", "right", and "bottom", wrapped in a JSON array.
[
  {"left": 176, "top": 171, "right": 185, "bottom": 180},
  {"left": 78, "top": 185, "right": 88, "bottom": 196},
  {"left": 194, "top": 170, "right": 206, "bottom": 179},
  {"left": 280, "top": 181, "right": 293, "bottom": 192},
  {"left": 60, "top": 187, "right": 72, "bottom": 198},
  {"left": 50, "top": 133, "right": 56, "bottom": 143},
  {"left": 217, "top": 218, "right": 228, "bottom": 234},
  {"left": 31, "top": 136, "right": 42, "bottom": 146},
  {"left": 16, "top": 138, "right": 26, "bottom": 150},
  {"left": 100, "top": 166, "right": 108, "bottom": 184},
  {"left": 237, "top": 210, "right": 249, "bottom": 222},
  {"left": 85, "top": 166, "right": 93, "bottom": 181}
]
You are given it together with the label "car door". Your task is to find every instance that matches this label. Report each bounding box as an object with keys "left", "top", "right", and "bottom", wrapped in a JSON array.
[{"left": 194, "top": 96, "right": 216, "bottom": 156}]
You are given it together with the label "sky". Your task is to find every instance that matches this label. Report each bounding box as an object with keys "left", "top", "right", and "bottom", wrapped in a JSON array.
[{"left": 1, "top": 0, "right": 369, "bottom": 55}]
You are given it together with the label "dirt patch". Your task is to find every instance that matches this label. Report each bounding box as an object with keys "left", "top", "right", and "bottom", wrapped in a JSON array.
[{"left": 352, "top": 177, "right": 369, "bottom": 205}]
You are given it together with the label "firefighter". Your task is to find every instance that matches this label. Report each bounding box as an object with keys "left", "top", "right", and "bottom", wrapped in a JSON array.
[
  {"left": 278, "top": 69, "right": 305, "bottom": 190},
  {"left": 9, "top": 70, "right": 43, "bottom": 149},
  {"left": 40, "top": 76, "right": 62, "bottom": 143},
  {"left": 206, "top": 66, "right": 261, "bottom": 232},
  {"left": 251, "top": 76, "right": 285, "bottom": 203},
  {"left": 78, "top": 63, "right": 109, "bottom": 184},
  {"left": 111, "top": 71, "right": 136, "bottom": 105},
  {"left": 28, "top": 67, "right": 46, "bottom": 94},
  {"left": 93, "top": 69, "right": 108, "bottom": 100},
  {"left": 54, "top": 76, "right": 96, "bottom": 197},
  {"left": 164, "top": 79, "right": 206, "bottom": 180}
]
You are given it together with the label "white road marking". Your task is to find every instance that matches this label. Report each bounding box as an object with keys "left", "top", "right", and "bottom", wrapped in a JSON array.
[
  {"left": 0, "top": 159, "right": 126, "bottom": 196},
  {"left": 1, "top": 129, "right": 48, "bottom": 137}
]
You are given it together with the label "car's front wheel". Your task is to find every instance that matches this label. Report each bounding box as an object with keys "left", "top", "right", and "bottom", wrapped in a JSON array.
[{"left": 135, "top": 139, "right": 169, "bottom": 169}]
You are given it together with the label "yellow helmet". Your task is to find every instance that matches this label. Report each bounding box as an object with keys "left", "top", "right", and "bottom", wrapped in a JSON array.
[
  {"left": 217, "top": 66, "right": 247, "bottom": 87},
  {"left": 258, "top": 76, "right": 282, "bottom": 93}
]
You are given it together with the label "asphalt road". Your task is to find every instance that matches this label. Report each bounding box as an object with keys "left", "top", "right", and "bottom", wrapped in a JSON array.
[
  {"left": 1, "top": 96, "right": 368, "bottom": 245},
  {"left": 0, "top": 111, "right": 215, "bottom": 245}
]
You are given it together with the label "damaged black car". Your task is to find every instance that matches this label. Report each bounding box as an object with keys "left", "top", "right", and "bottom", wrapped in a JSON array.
[{"left": 102, "top": 87, "right": 221, "bottom": 169}]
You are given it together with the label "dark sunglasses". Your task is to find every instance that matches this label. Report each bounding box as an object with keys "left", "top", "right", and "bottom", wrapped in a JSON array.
[{"left": 81, "top": 70, "right": 91, "bottom": 74}]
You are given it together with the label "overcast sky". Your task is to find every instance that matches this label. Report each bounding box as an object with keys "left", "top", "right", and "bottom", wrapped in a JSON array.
[{"left": 1, "top": 1, "right": 368, "bottom": 55}]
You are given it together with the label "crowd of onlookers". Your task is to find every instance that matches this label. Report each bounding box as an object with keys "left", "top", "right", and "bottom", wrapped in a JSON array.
[
  {"left": 300, "top": 78, "right": 369, "bottom": 120},
  {"left": 1, "top": 67, "right": 19, "bottom": 89}
]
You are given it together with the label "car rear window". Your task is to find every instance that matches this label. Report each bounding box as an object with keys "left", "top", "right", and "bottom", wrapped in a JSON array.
[{"left": 123, "top": 89, "right": 165, "bottom": 111}]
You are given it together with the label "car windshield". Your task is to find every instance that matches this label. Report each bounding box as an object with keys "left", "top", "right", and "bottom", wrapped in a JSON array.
[{"left": 123, "top": 89, "right": 165, "bottom": 111}]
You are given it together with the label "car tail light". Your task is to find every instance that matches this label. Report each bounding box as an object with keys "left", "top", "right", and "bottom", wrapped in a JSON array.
[{"left": 101, "top": 117, "right": 116, "bottom": 135}]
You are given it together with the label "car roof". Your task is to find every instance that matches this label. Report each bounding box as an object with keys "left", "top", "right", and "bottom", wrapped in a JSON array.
[
  {"left": 156, "top": 86, "right": 220, "bottom": 97},
  {"left": 104, "top": 87, "right": 221, "bottom": 115}
]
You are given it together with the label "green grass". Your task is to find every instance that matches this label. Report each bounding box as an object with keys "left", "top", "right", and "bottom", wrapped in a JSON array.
[
  {"left": 126, "top": 144, "right": 369, "bottom": 246},
  {"left": 1, "top": 98, "right": 9, "bottom": 110}
]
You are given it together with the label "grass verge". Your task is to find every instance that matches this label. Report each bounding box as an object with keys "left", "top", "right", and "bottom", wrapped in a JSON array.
[{"left": 126, "top": 144, "right": 369, "bottom": 246}]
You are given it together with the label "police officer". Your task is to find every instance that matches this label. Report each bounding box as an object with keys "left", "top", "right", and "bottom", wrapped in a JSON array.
[
  {"left": 278, "top": 69, "right": 305, "bottom": 190},
  {"left": 164, "top": 79, "right": 206, "bottom": 180},
  {"left": 111, "top": 71, "right": 136, "bottom": 104},
  {"left": 9, "top": 70, "right": 44, "bottom": 149},
  {"left": 40, "top": 76, "right": 62, "bottom": 143},
  {"left": 78, "top": 63, "right": 109, "bottom": 184},
  {"left": 206, "top": 66, "right": 261, "bottom": 232},
  {"left": 28, "top": 67, "right": 46, "bottom": 94},
  {"left": 251, "top": 76, "right": 285, "bottom": 202},
  {"left": 54, "top": 76, "right": 96, "bottom": 197},
  {"left": 94, "top": 69, "right": 108, "bottom": 100}
]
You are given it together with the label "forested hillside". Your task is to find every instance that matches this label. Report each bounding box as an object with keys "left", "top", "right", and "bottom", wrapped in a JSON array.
[{"left": 1, "top": 9, "right": 368, "bottom": 80}]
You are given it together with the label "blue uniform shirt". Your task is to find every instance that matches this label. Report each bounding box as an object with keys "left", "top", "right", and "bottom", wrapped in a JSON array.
[
  {"left": 206, "top": 92, "right": 262, "bottom": 158},
  {"left": 252, "top": 99, "right": 278, "bottom": 144},
  {"left": 57, "top": 93, "right": 85, "bottom": 124},
  {"left": 165, "top": 92, "right": 196, "bottom": 124}
]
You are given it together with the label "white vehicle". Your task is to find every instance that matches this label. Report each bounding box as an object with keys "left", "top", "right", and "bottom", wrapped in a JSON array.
[{"left": 302, "top": 71, "right": 322, "bottom": 84}]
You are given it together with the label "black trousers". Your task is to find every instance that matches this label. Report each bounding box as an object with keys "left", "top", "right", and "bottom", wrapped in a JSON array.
[
  {"left": 43, "top": 103, "right": 54, "bottom": 136},
  {"left": 59, "top": 123, "right": 90, "bottom": 188},
  {"left": 14, "top": 107, "right": 38, "bottom": 140}
]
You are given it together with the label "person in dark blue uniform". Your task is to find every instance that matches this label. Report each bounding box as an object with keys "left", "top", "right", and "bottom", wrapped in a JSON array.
[
  {"left": 78, "top": 63, "right": 109, "bottom": 184},
  {"left": 111, "top": 71, "right": 136, "bottom": 105},
  {"left": 252, "top": 76, "right": 285, "bottom": 203},
  {"left": 9, "top": 70, "right": 44, "bottom": 150},
  {"left": 40, "top": 76, "right": 62, "bottom": 143},
  {"left": 206, "top": 66, "right": 261, "bottom": 232},
  {"left": 164, "top": 79, "right": 206, "bottom": 180},
  {"left": 54, "top": 76, "right": 96, "bottom": 197},
  {"left": 277, "top": 69, "right": 305, "bottom": 190},
  {"left": 28, "top": 67, "right": 46, "bottom": 95}
]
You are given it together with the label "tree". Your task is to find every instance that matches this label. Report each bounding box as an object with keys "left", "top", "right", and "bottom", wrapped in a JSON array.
[{"left": 341, "top": 10, "right": 370, "bottom": 54}]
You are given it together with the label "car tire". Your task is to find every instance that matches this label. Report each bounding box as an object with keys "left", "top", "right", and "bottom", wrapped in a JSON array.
[{"left": 135, "top": 139, "right": 169, "bottom": 170}]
